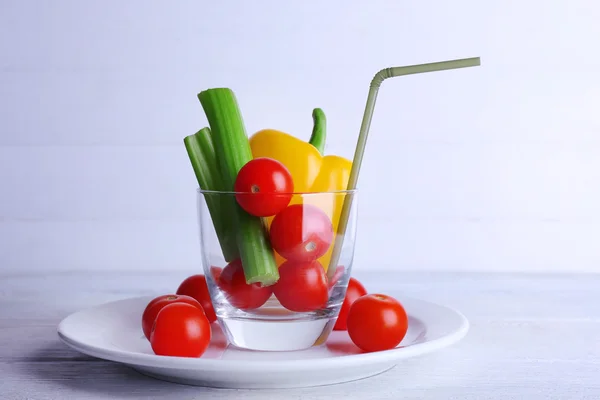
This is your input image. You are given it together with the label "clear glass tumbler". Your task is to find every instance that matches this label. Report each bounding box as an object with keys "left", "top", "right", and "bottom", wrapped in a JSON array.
[{"left": 197, "top": 189, "right": 358, "bottom": 351}]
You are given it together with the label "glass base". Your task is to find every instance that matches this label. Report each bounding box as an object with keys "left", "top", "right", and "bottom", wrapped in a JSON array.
[
  {"left": 214, "top": 296, "right": 341, "bottom": 351},
  {"left": 219, "top": 316, "right": 336, "bottom": 351}
]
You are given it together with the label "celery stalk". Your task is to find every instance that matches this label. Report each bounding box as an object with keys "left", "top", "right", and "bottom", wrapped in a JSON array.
[
  {"left": 184, "top": 128, "right": 239, "bottom": 262},
  {"left": 198, "top": 88, "right": 279, "bottom": 286}
]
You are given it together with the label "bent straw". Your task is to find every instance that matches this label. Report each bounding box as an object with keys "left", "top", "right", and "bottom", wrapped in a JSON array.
[{"left": 327, "top": 57, "right": 481, "bottom": 279}]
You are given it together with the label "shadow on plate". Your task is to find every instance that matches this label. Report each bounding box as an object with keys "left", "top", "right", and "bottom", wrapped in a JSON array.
[{"left": 19, "top": 341, "right": 230, "bottom": 398}]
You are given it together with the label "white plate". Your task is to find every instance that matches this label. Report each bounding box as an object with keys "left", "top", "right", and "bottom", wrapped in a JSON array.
[{"left": 57, "top": 296, "right": 468, "bottom": 389}]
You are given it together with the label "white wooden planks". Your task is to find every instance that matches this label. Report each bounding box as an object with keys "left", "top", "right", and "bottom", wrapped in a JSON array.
[
  {"left": 2, "top": 0, "right": 600, "bottom": 274},
  {"left": 1, "top": 271, "right": 600, "bottom": 399}
]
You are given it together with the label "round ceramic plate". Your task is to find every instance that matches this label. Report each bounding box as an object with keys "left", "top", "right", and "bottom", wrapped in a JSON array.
[{"left": 57, "top": 295, "right": 468, "bottom": 389}]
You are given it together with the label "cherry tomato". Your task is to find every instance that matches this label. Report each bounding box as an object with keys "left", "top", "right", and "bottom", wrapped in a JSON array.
[
  {"left": 347, "top": 294, "right": 408, "bottom": 352},
  {"left": 150, "top": 303, "right": 211, "bottom": 357},
  {"left": 210, "top": 266, "right": 222, "bottom": 282},
  {"left": 273, "top": 260, "right": 329, "bottom": 312},
  {"left": 141, "top": 294, "right": 202, "bottom": 340},
  {"left": 333, "top": 277, "right": 367, "bottom": 331},
  {"left": 269, "top": 204, "right": 333, "bottom": 262},
  {"left": 234, "top": 157, "right": 293, "bottom": 217},
  {"left": 219, "top": 259, "right": 273, "bottom": 310},
  {"left": 176, "top": 274, "right": 217, "bottom": 323},
  {"left": 328, "top": 265, "right": 345, "bottom": 289}
]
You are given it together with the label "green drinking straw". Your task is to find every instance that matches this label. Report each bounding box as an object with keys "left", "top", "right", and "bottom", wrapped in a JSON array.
[{"left": 326, "top": 56, "right": 481, "bottom": 279}]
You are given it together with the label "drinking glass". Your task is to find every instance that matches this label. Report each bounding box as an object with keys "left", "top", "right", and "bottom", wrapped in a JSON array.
[{"left": 197, "top": 189, "right": 358, "bottom": 351}]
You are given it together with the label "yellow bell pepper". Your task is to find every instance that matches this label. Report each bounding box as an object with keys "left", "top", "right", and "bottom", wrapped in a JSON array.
[{"left": 249, "top": 128, "right": 352, "bottom": 271}]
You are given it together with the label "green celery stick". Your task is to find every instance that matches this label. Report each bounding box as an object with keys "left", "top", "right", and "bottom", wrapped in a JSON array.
[
  {"left": 198, "top": 88, "right": 279, "bottom": 286},
  {"left": 184, "top": 128, "right": 239, "bottom": 262}
]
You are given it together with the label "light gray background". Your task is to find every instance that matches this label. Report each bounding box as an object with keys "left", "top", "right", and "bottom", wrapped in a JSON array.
[{"left": 1, "top": 0, "right": 599, "bottom": 273}]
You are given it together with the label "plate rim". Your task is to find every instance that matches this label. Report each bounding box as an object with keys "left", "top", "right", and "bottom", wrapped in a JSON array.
[{"left": 57, "top": 295, "right": 469, "bottom": 371}]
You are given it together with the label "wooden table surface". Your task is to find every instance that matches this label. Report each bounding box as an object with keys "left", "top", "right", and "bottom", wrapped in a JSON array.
[{"left": 1, "top": 270, "right": 599, "bottom": 399}]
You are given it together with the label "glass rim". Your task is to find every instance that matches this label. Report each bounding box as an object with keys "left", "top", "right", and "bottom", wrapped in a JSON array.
[{"left": 197, "top": 188, "right": 358, "bottom": 195}]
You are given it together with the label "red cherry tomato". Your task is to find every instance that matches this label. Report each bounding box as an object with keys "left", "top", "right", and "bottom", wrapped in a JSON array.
[
  {"left": 347, "top": 294, "right": 408, "bottom": 352},
  {"left": 273, "top": 260, "right": 329, "bottom": 312},
  {"left": 141, "top": 294, "right": 202, "bottom": 340},
  {"left": 333, "top": 277, "right": 367, "bottom": 331},
  {"left": 150, "top": 303, "right": 211, "bottom": 357},
  {"left": 328, "top": 265, "right": 345, "bottom": 289},
  {"left": 234, "top": 157, "right": 293, "bottom": 217},
  {"left": 210, "top": 266, "right": 222, "bottom": 282},
  {"left": 219, "top": 259, "right": 273, "bottom": 310},
  {"left": 269, "top": 204, "right": 333, "bottom": 262},
  {"left": 176, "top": 274, "right": 217, "bottom": 323}
]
